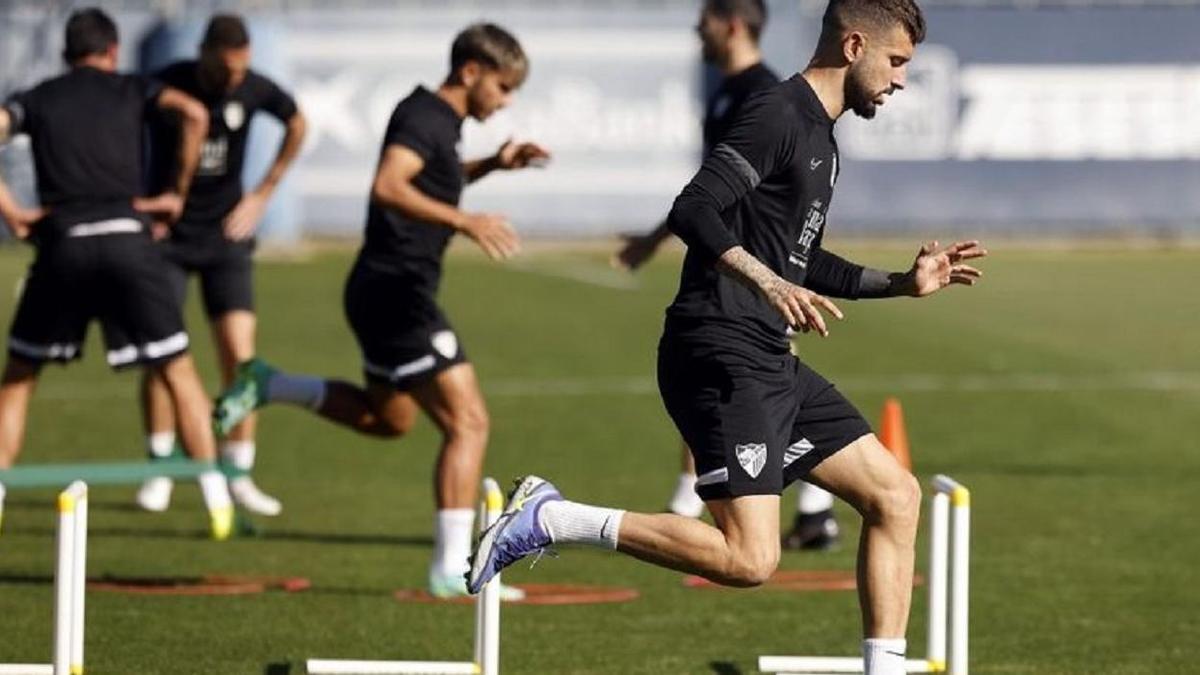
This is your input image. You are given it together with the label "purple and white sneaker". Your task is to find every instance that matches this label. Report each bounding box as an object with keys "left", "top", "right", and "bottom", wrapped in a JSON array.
[{"left": 466, "top": 475, "right": 562, "bottom": 594}]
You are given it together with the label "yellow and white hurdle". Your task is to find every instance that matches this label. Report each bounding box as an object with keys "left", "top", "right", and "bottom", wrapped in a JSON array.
[
  {"left": 306, "top": 477, "right": 505, "bottom": 675},
  {"left": 758, "top": 474, "right": 971, "bottom": 675},
  {"left": 0, "top": 481, "right": 89, "bottom": 675}
]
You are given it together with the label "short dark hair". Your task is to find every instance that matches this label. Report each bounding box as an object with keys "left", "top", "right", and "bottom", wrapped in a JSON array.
[
  {"left": 450, "top": 23, "right": 528, "bottom": 85},
  {"left": 201, "top": 14, "right": 251, "bottom": 51},
  {"left": 705, "top": 0, "right": 769, "bottom": 42},
  {"left": 821, "top": 0, "right": 926, "bottom": 46},
  {"left": 62, "top": 8, "right": 118, "bottom": 63}
]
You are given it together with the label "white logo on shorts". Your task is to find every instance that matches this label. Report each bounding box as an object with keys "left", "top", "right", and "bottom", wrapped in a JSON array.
[
  {"left": 735, "top": 443, "right": 768, "bottom": 479},
  {"left": 431, "top": 330, "right": 459, "bottom": 359},
  {"left": 223, "top": 101, "right": 246, "bottom": 131}
]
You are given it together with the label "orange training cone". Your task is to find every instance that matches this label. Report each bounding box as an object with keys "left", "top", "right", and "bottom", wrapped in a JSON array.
[{"left": 879, "top": 397, "right": 913, "bottom": 471}]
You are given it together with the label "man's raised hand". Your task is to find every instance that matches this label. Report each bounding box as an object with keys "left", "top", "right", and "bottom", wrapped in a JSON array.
[
  {"left": 906, "top": 240, "right": 987, "bottom": 297},
  {"left": 496, "top": 139, "right": 551, "bottom": 170}
]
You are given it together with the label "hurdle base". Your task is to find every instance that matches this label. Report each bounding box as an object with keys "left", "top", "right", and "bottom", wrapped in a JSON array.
[
  {"left": 305, "top": 659, "right": 479, "bottom": 674},
  {"left": 759, "top": 655, "right": 939, "bottom": 673},
  {"left": 0, "top": 664, "right": 54, "bottom": 675}
]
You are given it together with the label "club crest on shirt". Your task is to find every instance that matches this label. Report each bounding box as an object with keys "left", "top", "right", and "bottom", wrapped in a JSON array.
[
  {"left": 735, "top": 443, "right": 767, "bottom": 479},
  {"left": 223, "top": 101, "right": 245, "bottom": 131},
  {"left": 431, "top": 330, "right": 459, "bottom": 359}
]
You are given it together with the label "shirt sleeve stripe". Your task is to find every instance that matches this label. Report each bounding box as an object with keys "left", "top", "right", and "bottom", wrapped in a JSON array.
[{"left": 711, "top": 143, "right": 761, "bottom": 191}]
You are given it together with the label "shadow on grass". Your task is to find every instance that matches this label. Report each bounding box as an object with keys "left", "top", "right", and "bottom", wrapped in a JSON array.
[
  {"left": 0, "top": 572, "right": 54, "bottom": 586},
  {"left": 257, "top": 530, "right": 434, "bottom": 547},
  {"left": 709, "top": 661, "right": 744, "bottom": 675},
  {"left": 264, "top": 663, "right": 292, "bottom": 675}
]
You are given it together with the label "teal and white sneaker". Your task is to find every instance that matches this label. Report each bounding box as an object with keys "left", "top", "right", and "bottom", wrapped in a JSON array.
[
  {"left": 213, "top": 358, "right": 276, "bottom": 436},
  {"left": 467, "top": 476, "right": 561, "bottom": 594},
  {"left": 429, "top": 570, "right": 526, "bottom": 602}
]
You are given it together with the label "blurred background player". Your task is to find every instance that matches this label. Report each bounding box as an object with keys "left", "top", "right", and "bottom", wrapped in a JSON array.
[
  {"left": 469, "top": 1, "right": 988, "bottom": 673},
  {"left": 136, "top": 14, "right": 307, "bottom": 517},
  {"left": 0, "top": 7, "right": 236, "bottom": 539},
  {"left": 613, "top": 0, "right": 841, "bottom": 550},
  {"left": 213, "top": 23, "right": 549, "bottom": 597}
]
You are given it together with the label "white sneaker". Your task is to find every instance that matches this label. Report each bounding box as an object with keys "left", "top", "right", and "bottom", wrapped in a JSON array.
[
  {"left": 136, "top": 477, "right": 174, "bottom": 512},
  {"left": 229, "top": 476, "right": 282, "bottom": 516}
]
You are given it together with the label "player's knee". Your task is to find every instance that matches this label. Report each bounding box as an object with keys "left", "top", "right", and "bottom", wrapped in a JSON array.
[
  {"left": 866, "top": 471, "right": 921, "bottom": 532},
  {"left": 725, "top": 542, "right": 780, "bottom": 587},
  {"left": 447, "top": 404, "right": 489, "bottom": 442},
  {"left": 377, "top": 407, "right": 417, "bottom": 438}
]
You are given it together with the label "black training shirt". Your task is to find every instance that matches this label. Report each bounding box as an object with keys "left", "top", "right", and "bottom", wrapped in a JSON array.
[
  {"left": 358, "top": 86, "right": 465, "bottom": 293},
  {"left": 146, "top": 60, "right": 297, "bottom": 233},
  {"left": 3, "top": 66, "right": 162, "bottom": 232},
  {"left": 702, "top": 62, "right": 779, "bottom": 152},
  {"left": 665, "top": 74, "right": 865, "bottom": 356}
]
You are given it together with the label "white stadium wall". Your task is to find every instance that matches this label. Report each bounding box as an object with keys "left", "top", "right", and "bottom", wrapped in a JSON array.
[{"left": 2, "top": 1, "right": 1200, "bottom": 241}]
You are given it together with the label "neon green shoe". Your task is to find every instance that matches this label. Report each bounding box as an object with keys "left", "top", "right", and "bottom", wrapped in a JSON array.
[
  {"left": 428, "top": 570, "right": 526, "bottom": 602},
  {"left": 213, "top": 358, "right": 276, "bottom": 436}
]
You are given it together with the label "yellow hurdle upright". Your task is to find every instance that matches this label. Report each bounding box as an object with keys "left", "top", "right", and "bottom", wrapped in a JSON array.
[{"left": 0, "top": 480, "right": 88, "bottom": 675}]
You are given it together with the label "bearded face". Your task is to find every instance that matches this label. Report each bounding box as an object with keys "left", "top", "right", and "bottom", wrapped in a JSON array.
[
  {"left": 841, "top": 25, "right": 913, "bottom": 120},
  {"left": 198, "top": 46, "right": 250, "bottom": 95},
  {"left": 843, "top": 60, "right": 880, "bottom": 119},
  {"left": 696, "top": 12, "right": 727, "bottom": 66}
]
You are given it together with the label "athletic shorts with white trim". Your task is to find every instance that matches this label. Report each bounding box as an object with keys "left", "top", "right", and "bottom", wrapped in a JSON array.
[
  {"left": 657, "top": 333, "right": 871, "bottom": 501},
  {"left": 7, "top": 220, "right": 189, "bottom": 369},
  {"left": 343, "top": 261, "right": 467, "bottom": 391}
]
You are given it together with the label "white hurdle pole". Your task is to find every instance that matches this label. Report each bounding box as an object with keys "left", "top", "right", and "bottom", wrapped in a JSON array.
[
  {"left": 757, "top": 655, "right": 935, "bottom": 673},
  {"left": 0, "top": 482, "right": 88, "bottom": 675},
  {"left": 926, "top": 488, "right": 950, "bottom": 671},
  {"left": 931, "top": 475, "right": 970, "bottom": 675},
  {"left": 53, "top": 481, "right": 87, "bottom": 675},
  {"left": 306, "top": 477, "right": 506, "bottom": 675},
  {"left": 474, "top": 477, "right": 503, "bottom": 675},
  {"left": 759, "top": 475, "right": 970, "bottom": 675}
]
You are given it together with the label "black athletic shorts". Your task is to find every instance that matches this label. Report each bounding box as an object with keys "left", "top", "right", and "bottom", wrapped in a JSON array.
[
  {"left": 7, "top": 219, "right": 189, "bottom": 370},
  {"left": 161, "top": 229, "right": 254, "bottom": 318},
  {"left": 657, "top": 333, "right": 871, "bottom": 501},
  {"left": 343, "top": 261, "right": 467, "bottom": 391}
]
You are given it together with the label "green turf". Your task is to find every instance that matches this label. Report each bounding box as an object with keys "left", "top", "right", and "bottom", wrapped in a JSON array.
[{"left": 0, "top": 241, "right": 1197, "bottom": 674}]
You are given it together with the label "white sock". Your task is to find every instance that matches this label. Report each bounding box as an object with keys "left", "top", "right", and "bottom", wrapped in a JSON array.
[
  {"left": 147, "top": 432, "right": 175, "bottom": 459},
  {"left": 197, "top": 468, "right": 233, "bottom": 511},
  {"left": 267, "top": 372, "right": 326, "bottom": 410},
  {"left": 431, "top": 508, "right": 475, "bottom": 578},
  {"left": 797, "top": 481, "right": 834, "bottom": 514},
  {"left": 667, "top": 472, "right": 704, "bottom": 518},
  {"left": 539, "top": 500, "right": 624, "bottom": 549},
  {"left": 220, "top": 440, "right": 256, "bottom": 472},
  {"left": 0, "top": 481, "right": 6, "bottom": 505},
  {"left": 863, "top": 638, "right": 907, "bottom": 675}
]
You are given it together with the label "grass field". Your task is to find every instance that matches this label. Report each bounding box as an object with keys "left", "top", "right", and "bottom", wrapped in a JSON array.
[{"left": 0, "top": 240, "right": 1198, "bottom": 674}]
